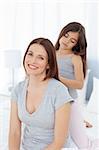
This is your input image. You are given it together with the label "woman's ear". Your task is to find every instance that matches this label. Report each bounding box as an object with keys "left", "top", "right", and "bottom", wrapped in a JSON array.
[{"left": 46, "top": 64, "right": 49, "bottom": 69}]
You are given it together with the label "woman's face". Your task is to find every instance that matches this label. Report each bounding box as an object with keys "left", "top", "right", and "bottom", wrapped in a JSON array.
[
  {"left": 24, "top": 43, "right": 49, "bottom": 77},
  {"left": 59, "top": 31, "right": 79, "bottom": 50}
]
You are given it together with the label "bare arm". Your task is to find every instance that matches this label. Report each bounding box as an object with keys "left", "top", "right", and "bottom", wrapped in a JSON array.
[
  {"left": 60, "top": 55, "right": 84, "bottom": 89},
  {"left": 44, "top": 102, "right": 71, "bottom": 150},
  {"left": 9, "top": 101, "right": 21, "bottom": 150}
]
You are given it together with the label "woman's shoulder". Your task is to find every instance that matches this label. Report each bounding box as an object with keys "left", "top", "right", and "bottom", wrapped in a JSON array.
[
  {"left": 11, "top": 79, "right": 26, "bottom": 101},
  {"left": 14, "top": 78, "right": 26, "bottom": 92},
  {"left": 17, "top": 79, "right": 26, "bottom": 87},
  {"left": 50, "top": 78, "right": 73, "bottom": 107},
  {"left": 51, "top": 78, "right": 68, "bottom": 91}
]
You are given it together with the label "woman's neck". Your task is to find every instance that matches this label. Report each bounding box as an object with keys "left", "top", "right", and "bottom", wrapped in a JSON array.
[
  {"left": 27, "top": 75, "right": 49, "bottom": 90},
  {"left": 28, "top": 75, "right": 43, "bottom": 86}
]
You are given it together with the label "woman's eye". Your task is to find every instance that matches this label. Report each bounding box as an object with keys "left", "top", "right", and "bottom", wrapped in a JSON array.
[
  {"left": 27, "top": 52, "right": 33, "bottom": 56},
  {"left": 38, "top": 57, "right": 44, "bottom": 60}
]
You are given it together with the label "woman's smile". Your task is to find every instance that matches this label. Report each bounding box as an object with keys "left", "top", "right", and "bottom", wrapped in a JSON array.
[{"left": 28, "top": 64, "right": 39, "bottom": 70}]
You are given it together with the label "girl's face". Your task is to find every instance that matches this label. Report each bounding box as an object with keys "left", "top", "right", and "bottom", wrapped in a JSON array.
[
  {"left": 25, "top": 43, "right": 49, "bottom": 77},
  {"left": 59, "top": 31, "right": 79, "bottom": 50}
]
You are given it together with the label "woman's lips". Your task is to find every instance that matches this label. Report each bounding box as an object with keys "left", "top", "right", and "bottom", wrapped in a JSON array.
[{"left": 28, "top": 64, "right": 38, "bottom": 69}]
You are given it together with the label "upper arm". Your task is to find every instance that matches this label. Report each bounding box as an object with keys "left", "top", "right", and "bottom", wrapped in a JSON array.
[
  {"left": 54, "top": 102, "right": 71, "bottom": 146},
  {"left": 72, "top": 55, "right": 84, "bottom": 82},
  {"left": 9, "top": 100, "right": 21, "bottom": 135}
]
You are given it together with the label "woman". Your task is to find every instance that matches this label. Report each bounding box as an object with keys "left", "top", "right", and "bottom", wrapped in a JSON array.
[{"left": 9, "top": 38, "right": 76, "bottom": 150}]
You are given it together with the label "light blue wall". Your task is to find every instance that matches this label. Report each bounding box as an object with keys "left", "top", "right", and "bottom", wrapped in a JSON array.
[
  {"left": 86, "top": 60, "right": 99, "bottom": 101},
  {"left": 85, "top": 3, "right": 99, "bottom": 100}
]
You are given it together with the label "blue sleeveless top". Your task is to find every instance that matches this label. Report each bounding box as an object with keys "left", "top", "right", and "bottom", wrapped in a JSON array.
[{"left": 57, "top": 55, "right": 78, "bottom": 99}]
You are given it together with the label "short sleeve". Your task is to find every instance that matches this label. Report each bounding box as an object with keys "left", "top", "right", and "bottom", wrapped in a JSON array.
[
  {"left": 55, "top": 83, "right": 74, "bottom": 110},
  {"left": 11, "top": 84, "right": 19, "bottom": 102}
]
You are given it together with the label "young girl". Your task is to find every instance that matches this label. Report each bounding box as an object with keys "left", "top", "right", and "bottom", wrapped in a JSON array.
[
  {"left": 9, "top": 37, "right": 76, "bottom": 150},
  {"left": 55, "top": 22, "right": 92, "bottom": 148}
]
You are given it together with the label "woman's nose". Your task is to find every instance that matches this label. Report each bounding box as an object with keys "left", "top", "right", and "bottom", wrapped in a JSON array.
[{"left": 31, "top": 57, "right": 37, "bottom": 63}]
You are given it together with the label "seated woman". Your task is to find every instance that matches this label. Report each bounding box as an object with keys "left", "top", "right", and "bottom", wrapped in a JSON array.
[{"left": 8, "top": 37, "right": 77, "bottom": 150}]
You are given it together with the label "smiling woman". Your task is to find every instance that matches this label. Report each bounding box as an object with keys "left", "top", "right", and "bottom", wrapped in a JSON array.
[
  {"left": 8, "top": 37, "right": 77, "bottom": 150},
  {"left": 24, "top": 44, "right": 49, "bottom": 78}
]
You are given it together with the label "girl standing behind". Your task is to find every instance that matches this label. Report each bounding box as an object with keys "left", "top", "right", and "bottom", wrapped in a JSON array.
[
  {"left": 55, "top": 22, "right": 92, "bottom": 148},
  {"left": 55, "top": 22, "right": 87, "bottom": 96},
  {"left": 55, "top": 22, "right": 91, "bottom": 149}
]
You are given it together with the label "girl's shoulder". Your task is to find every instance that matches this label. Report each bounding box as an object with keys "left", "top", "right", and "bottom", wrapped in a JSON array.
[{"left": 72, "top": 54, "right": 82, "bottom": 63}]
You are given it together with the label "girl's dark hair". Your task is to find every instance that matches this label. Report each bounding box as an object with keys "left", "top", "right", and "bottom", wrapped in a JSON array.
[
  {"left": 23, "top": 38, "right": 59, "bottom": 80},
  {"left": 55, "top": 22, "right": 87, "bottom": 78}
]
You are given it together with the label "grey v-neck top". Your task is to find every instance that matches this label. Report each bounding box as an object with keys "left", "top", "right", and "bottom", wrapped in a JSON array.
[
  {"left": 11, "top": 78, "right": 75, "bottom": 150},
  {"left": 57, "top": 55, "right": 78, "bottom": 99}
]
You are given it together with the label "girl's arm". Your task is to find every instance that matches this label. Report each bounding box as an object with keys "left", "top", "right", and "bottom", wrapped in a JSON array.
[
  {"left": 60, "top": 55, "right": 84, "bottom": 89},
  {"left": 9, "top": 101, "right": 21, "bottom": 150},
  {"left": 44, "top": 102, "right": 71, "bottom": 150}
]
